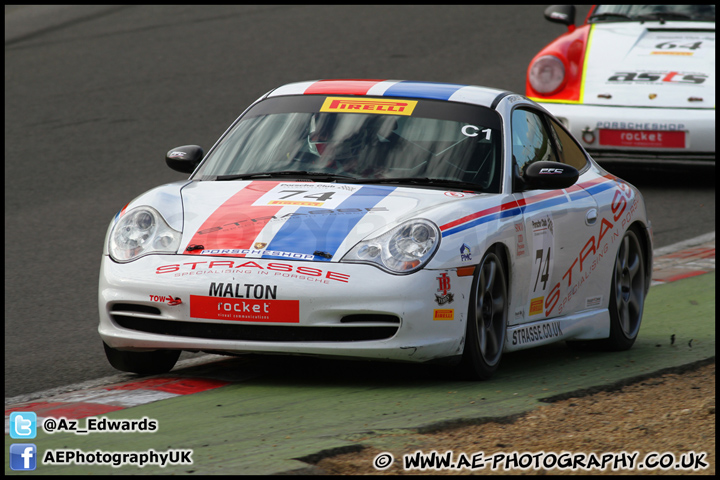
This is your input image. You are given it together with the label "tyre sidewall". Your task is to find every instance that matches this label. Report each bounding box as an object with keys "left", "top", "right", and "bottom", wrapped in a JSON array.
[
  {"left": 460, "top": 250, "right": 508, "bottom": 380},
  {"left": 606, "top": 228, "right": 645, "bottom": 350}
]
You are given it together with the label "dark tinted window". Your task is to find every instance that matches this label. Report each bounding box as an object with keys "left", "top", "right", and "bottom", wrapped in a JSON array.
[
  {"left": 547, "top": 118, "right": 588, "bottom": 170},
  {"left": 590, "top": 5, "right": 714, "bottom": 22},
  {"left": 194, "top": 96, "right": 504, "bottom": 192},
  {"left": 511, "top": 108, "right": 558, "bottom": 173}
]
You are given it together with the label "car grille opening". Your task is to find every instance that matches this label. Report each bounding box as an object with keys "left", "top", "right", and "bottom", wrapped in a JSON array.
[
  {"left": 111, "top": 316, "right": 398, "bottom": 342},
  {"left": 111, "top": 303, "right": 161, "bottom": 315},
  {"left": 341, "top": 314, "right": 400, "bottom": 324}
]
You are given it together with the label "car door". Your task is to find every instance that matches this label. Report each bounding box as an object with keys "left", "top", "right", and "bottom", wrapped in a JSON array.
[{"left": 510, "top": 107, "right": 598, "bottom": 326}]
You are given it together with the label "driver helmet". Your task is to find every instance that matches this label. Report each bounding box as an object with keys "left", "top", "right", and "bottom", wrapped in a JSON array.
[{"left": 307, "top": 113, "right": 369, "bottom": 161}]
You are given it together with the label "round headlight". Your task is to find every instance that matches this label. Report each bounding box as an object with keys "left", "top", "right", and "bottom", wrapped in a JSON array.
[
  {"left": 529, "top": 55, "right": 566, "bottom": 95},
  {"left": 109, "top": 206, "right": 181, "bottom": 262},
  {"left": 384, "top": 223, "right": 436, "bottom": 269},
  {"left": 112, "top": 209, "right": 156, "bottom": 255},
  {"left": 342, "top": 219, "right": 439, "bottom": 274}
]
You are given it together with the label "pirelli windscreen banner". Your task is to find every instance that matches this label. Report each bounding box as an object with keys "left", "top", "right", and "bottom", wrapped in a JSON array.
[
  {"left": 244, "top": 95, "right": 502, "bottom": 129},
  {"left": 320, "top": 97, "right": 418, "bottom": 116}
]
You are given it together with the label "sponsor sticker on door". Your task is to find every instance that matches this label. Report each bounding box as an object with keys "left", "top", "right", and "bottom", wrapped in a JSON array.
[{"left": 433, "top": 309, "right": 454, "bottom": 321}]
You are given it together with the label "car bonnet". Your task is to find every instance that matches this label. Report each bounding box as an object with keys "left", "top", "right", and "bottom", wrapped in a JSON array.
[
  {"left": 178, "top": 180, "right": 480, "bottom": 262},
  {"left": 582, "top": 22, "right": 715, "bottom": 108}
]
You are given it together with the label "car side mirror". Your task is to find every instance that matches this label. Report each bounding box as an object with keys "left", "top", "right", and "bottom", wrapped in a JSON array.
[
  {"left": 165, "top": 145, "right": 204, "bottom": 173},
  {"left": 544, "top": 5, "right": 576, "bottom": 31},
  {"left": 523, "top": 161, "right": 579, "bottom": 190}
]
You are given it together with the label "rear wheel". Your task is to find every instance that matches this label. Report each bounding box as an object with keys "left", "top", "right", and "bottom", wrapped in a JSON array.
[
  {"left": 603, "top": 227, "right": 646, "bottom": 350},
  {"left": 103, "top": 342, "right": 180, "bottom": 374},
  {"left": 459, "top": 250, "right": 508, "bottom": 380}
]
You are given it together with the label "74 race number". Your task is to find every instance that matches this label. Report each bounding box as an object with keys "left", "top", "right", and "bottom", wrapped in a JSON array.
[{"left": 252, "top": 183, "right": 361, "bottom": 209}]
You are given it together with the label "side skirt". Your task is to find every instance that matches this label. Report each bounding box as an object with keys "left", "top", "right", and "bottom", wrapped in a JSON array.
[{"left": 504, "top": 310, "right": 610, "bottom": 352}]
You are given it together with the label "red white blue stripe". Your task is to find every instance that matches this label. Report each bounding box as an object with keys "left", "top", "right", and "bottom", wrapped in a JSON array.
[
  {"left": 263, "top": 185, "right": 395, "bottom": 261},
  {"left": 268, "top": 79, "right": 508, "bottom": 107},
  {"left": 441, "top": 175, "right": 619, "bottom": 237}
]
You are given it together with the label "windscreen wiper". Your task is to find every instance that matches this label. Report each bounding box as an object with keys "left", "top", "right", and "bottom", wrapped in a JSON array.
[
  {"left": 588, "top": 12, "right": 633, "bottom": 23},
  {"left": 353, "top": 177, "right": 485, "bottom": 192},
  {"left": 215, "top": 170, "right": 357, "bottom": 182},
  {"left": 636, "top": 12, "right": 691, "bottom": 23}
]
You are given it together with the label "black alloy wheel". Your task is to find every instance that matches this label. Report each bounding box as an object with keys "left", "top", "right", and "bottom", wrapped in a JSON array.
[{"left": 459, "top": 250, "right": 508, "bottom": 380}]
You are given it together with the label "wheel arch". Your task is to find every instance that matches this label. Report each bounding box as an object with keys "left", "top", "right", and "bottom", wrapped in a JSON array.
[
  {"left": 629, "top": 221, "right": 653, "bottom": 295},
  {"left": 487, "top": 241, "right": 512, "bottom": 304}
]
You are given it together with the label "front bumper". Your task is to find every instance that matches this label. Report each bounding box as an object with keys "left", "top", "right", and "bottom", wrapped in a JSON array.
[
  {"left": 539, "top": 102, "right": 715, "bottom": 166},
  {"left": 98, "top": 254, "right": 472, "bottom": 363}
]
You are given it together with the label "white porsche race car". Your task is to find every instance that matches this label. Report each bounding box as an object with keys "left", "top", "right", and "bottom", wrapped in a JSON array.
[
  {"left": 527, "top": 5, "right": 715, "bottom": 167},
  {"left": 99, "top": 79, "right": 653, "bottom": 380}
]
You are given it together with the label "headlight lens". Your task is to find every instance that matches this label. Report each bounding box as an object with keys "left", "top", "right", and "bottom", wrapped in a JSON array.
[
  {"left": 109, "top": 206, "right": 181, "bottom": 262},
  {"left": 342, "top": 219, "right": 439, "bottom": 274},
  {"left": 529, "top": 55, "right": 565, "bottom": 95}
]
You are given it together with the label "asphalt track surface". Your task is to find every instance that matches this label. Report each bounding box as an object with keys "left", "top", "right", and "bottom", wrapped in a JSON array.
[{"left": 4, "top": 2, "right": 715, "bottom": 446}]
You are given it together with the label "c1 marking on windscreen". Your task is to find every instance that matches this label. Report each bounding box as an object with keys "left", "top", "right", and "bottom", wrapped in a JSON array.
[
  {"left": 320, "top": 97, "right": 417, "bottom": 116},
  {"left": 461, "top": 125, "right": 492, "bottom": 140}
]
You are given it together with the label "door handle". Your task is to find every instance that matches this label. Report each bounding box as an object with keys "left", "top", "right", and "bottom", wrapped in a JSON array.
[{"left": 585, "top": 208, "right": 598, "bottom": 225}]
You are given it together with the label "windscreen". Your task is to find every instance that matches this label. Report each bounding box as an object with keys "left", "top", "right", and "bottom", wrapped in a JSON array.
[
  {"left": 591, "top": 5, "right": 715, "bottom": 22},
  {"left": 193, "top": 95, "right": 503, "bottom": 192}
]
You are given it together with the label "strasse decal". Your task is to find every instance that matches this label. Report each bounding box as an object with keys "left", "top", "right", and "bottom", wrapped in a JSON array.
[
  {"left": 545, "top": 179, "right": 639, "bottom": 316},
  {"left": 190, "top": 295, "right": 299, "bottom": 323},
  {"left": 320, "top": 97, "right": 417, "bottom": 116},
  {"left": 156, "top": 260, "right": 351, "bottom": 283},
  {"left": 512, "top": 320, "right": 563, "bottom": 346}
]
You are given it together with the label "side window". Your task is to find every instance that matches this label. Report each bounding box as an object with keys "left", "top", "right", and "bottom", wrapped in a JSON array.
[
  {"left": 547, "top": 117, "right": 588, "bottom": 170},
  {"left": 511, "top": 108, "right": 558, "bottom": 173}
]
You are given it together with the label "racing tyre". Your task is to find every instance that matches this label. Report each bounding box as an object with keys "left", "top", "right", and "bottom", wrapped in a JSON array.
[
  {"left": 603, "top": 227, "right": 646, "bottom": 350},
  {"left": 103, "top": 342, "right": 180, "bottom": 374},
  {"left": 459, "top": 250, "right": 508, "bottom": 380}
]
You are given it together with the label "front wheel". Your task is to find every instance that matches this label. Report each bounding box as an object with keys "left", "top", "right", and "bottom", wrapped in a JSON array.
[
  {"left": 459, "top": 250, "right": 508, "bottom": 380},
  {"left": 603, "top": 227, "right": 646, "bottom": 350},
  {"left": 103, "top": 342, "right": 180, "bottom": 374}
]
